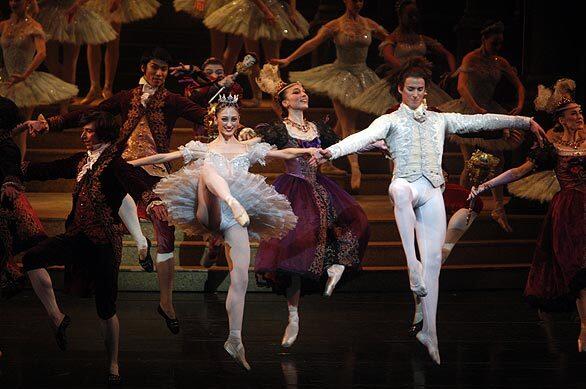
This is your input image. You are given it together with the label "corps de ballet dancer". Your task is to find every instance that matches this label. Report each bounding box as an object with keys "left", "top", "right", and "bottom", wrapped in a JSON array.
[
  {"left": 313, "top": 58, "right": 546, "bottom": 364},
  {"left": 439, "top": 21, "right": 527, "bottom": 232},
  {"left": 271, "top": 0, "right": 388, "bottom": 192},
  {"left": 127, "top": 94, "right": 316, "bottom": 370},
  {"left": 469, "top": 81, "right": 585, "bottom": 352},
  {"left": 0, "top": 0, "right": 78, "bottom": 158}
]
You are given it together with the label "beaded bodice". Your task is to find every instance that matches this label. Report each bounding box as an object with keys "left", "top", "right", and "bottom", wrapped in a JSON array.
[
  {"left": 0, "top": 19, "right": 44, "bottom": 75},
  {"left": 328, "top": 19, "right": 373, "bottom": 65}
]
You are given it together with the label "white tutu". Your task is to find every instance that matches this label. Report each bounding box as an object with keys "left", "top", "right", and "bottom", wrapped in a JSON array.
[
  {"left": 0, "top": 71, "right": 78, "bottom": 107},
  {"left": 154, "top": 141, "right": 298, "bottom": 241},
  {"left": 289, "top": 62, "right": 379, "bottom": 108},
  {"left": 174, "top": 0, "right": 231, "bottom": 19},
  {"left": 204, "top": 0, "right": 309, "bottom": 41},
  {"left": 37, "top": 0, "right": 118, "bottom": 44},
  {"left": 88, "top": 0, "right": 160, "bottom": 24}
]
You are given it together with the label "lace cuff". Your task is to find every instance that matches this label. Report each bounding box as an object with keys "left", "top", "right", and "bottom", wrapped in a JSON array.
[
  {"left": 248, "top": 142, "right": 273, "bottom": 166},
  {"left": 179, "top": 140, "right": 208, "bottom": 164}
]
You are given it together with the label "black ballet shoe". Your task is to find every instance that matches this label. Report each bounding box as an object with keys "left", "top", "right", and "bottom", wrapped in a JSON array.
[
  {"left": 107, "top": 373, "right": 122, "bottom": 387},
  {"left": 408, "top": 320, "right": 423, "bottom": 337},
  {"left": 157, "top": 305, "right": 180, "bottom": 334},
  {"left": 138, "top": 238, "right": 154, "bottom": 273},
  {"left": 54, "top": 314, "right": 71, "bottom": 351}
]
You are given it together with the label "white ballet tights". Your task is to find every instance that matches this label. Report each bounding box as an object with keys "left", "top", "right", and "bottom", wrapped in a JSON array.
[
  {"left": 118, "top": 194, "right": 148, "bottom": 250},
  {"left": 389, "top": 177, "right": 445, "bottom": 364},
  {"left": 223, "top": 224, "right": 251, "bottom": 344}
]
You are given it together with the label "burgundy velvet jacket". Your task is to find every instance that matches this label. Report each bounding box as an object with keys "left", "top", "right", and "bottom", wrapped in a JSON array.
[
  {"left": 46, "top": 86, "right": 208, "bottom": 155},
  {"left": 0, "top": 135, "right": 23, "bottom": 190},
  {"left": 22, "top": 145, "right": 159, "bottom": 251}
]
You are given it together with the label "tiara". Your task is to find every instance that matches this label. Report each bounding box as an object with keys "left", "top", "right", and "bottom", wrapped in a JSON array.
[{"left": 217, "top": 94, "right": 239, "bottom": 106}]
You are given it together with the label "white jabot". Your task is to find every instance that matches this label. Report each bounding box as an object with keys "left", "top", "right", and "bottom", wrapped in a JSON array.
[
  {"left": 139, "top": 77, "right": 158, "bottom": 107},
  {"left": 77, "top": 143, "right": 110, "bottom": 182}
]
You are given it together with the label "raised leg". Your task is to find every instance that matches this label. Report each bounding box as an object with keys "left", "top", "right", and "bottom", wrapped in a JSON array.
[
  {"left": 388, "top": 179, "right": 426, "bottom": 296},
  {"left": 443, "top": 208, "right": 477, "bottom": 262},
  {"left": 118, "top": 194, "right": 148, "bottom": 260},
  {"left": 27, "top": 268, "right": 64, "bottom": 327},
  {"left": 414, "top": 189, "right": 446, "bottom": 365}
]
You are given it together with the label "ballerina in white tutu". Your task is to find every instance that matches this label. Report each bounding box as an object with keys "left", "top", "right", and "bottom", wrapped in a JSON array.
[
  {"left": 174, "top": 0, "right": 233, "bottom": 61},
  {"left": 0, "top": 0, "right": 78, "bottom": 158},
  {"left": 128, "top": 95, "right": 314, "bottom": 370},
  {"left": 271, "top": 0, "right": 388, "bottom": 191},
  {"left": 204, "top": 0, "right": 310, "bottom": 106},
  {"left": 37, "top": 0, "right": 117, "bottom": 112},
  {"left": 82, "top": 0, "right": 160, "bottom": 103}
]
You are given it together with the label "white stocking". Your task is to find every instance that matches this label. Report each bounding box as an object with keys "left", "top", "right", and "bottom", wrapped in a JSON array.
[
  {"left": 118, "top": 194, "right": 147, "bottom": 250},
  {"left": 443, "top": 208, "right": 477, "bottom": 262},
  {"left": 223, "top": 224, "right": 251, "bottom": 344}
]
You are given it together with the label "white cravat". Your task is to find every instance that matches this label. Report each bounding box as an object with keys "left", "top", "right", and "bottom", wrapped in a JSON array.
[
  {"left": 402, "top": 100, "right": 428, "bottom": 123},
  {"left": 139, "top": 77, "right": 158, "bottom": 107},
  {"left": 77, "top": 143, "right": 110, "bottom": 182}
]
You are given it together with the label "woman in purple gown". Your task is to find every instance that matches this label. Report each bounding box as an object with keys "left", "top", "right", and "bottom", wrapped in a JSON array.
[{"left": 248, "top": 66, "right": 370, "bottom": 348}]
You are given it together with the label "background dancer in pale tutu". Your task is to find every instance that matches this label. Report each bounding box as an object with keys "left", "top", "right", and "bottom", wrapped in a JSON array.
[
  {"left": 271, "top": 0, "right": 388, "bottom": 192},
  {"left": 348, "top": 0, "right": 455, "bottom": 116},
  {"left": 129, "top": 95, "right": 314, "bottom": 370},
  {"left": 36, "top": 0, "right": 116, "bottom": 111},
  {"left": 82, "top": 0, "right": 160, "bottom": 103},
  {"left": 241, "top": 65, "right": 370, "bottom": 348},
  {"left": 0, "top": 0, "right": 78, "bottom": 158},
  {"left": 205, "top": 0, "right": 309, "bottom": 106},
  {"left": 313, "top": 58, "right": 546, "bottom": 364},
  {"left": 439, "top": 21, "right": 526, "bottom": 232},
  {"left": 174, "top": 0, "right": 233, "bottom": 61}
]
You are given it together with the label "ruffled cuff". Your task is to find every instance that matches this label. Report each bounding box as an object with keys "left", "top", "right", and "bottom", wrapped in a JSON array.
[{"left": 145, "top": 199, "right": 164, "bottom": 214}]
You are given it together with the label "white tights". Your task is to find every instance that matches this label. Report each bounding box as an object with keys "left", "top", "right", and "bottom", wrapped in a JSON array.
[
  {"left": 389, "top": 177, "right": 445, "bottom": 361},
  {"left": 118, "top": 195, "right": 148, "bottom": 250},
  {"left": 224, "top": 224, "right": 250, "bottom": 342}
]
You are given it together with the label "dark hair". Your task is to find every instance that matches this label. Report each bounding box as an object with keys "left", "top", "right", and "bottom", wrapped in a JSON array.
[
  {"left": 395, "top": 0, "right": 416, "bottom": 16},
  {"left": 276, "top": 89, "right": 289, "bottom": 118},
  {"left": 390, "top": 57, "right": 432, "bottom": 99},
  {"left": 215, "top": 102, "right": 240, "bottom": 117},
  {"left": 0, "top": 97, "right": 24, "bottom": 135},
  {"left": 480, "top": 21, "right": 504, "bottom": 38},
  {"left": 140, "top": 47, "right": 173, "bottom": 68},
  {"left": 79, "top": 111, "right": 120, "bottom": 143},
  {"left": 202, "top": 57, "right": 224, "bottom": 69}
]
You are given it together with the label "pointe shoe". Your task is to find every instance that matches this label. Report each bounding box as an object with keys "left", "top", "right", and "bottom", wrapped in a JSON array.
[
  {"left": 491, "top": 207, "right": 513, "bottom": 233},
  {"left": 54, "top": 314, "right": 71, "bottom": 351},
  {"left": 416, "top": 332, "right": 441, "bottom": 365},
  {"left": 226, "top": 197, "right": 249, "bottom": 227},
  {"left": 224, "top": 338, "right": 251, "bottom": 371},
  {"left": 281, "top": 318, "right": 299, "bottom": 348},
  {"left": 157, "top": 305, "right": 180, "bottom": 334},
  {"left": 323, "top": 264, "right": 345, "bottom": 297},
  {"left": 409, "top": 265, "right": 427, "bottom": 297},
  {"left": 102, "top": 88, "right": 114, "bottom": 100},
  {"left": 320, "top": 161, "right": 346, "bottom": 175},
  {"left": 79, "top": 87, "right": 103, "bottom": 105}
]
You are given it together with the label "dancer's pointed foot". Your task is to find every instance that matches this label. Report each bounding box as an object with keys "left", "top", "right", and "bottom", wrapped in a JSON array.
[
  {"left": 323, "top": 264, "right": 345, "bottom": 297},
  {"left": 107, "top": 364, "right": 121, "bottom": 387},
  {"left": 79, "top": 86, "right": 103, "bottom": 105},
  {"left": 491, "top": 207, "right": 513, "bottom": 233},
  {"left": 226, "top": 196, "right": 249, "bottom": 227},
  {"left": 578, "top": 326, "right": 586, "bottom": 352},
  {"left": 224, "top": 337, "right": 251, "bottom": 371},
  {"left": 350, "top": 165, "right": 362, "bottom": 194},
  {"left": 52, "top": 313, "right": 71, "bottom": 351},
  {"left": 281, "top": 316, "right": 299, "bottom": 348},
  {"left": 416, "top": 331, "right": 441, "bottom": 365},
  {"left": 409, "top": 263, "right": 427, "bottom": 297},
  {"left": 320, "top": 161, "right": 346, "bottom": 175},
  {"left": 157, "top": 305, "right": 180, "bottom": 334},
  {"left": 102, "top": 88, "right": 114, "bottom": 100}
]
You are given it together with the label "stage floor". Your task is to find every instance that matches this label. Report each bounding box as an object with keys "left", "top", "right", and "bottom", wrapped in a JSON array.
[{"left": 1, "top": 291, "right": 585, "bottom": 388}]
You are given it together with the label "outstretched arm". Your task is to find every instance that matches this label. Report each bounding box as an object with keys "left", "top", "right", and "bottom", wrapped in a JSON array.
[
  {"left": 468, "top": 160, "right": 534, "bottom": 199},
  {"left": 326, "top": 115, "right": 391, "bottom": 160},
  {"left": 128, "top": 151, "right": 183, "bottom": 167},
  {"left": 266, "top": 147, "right": 316, "bottom": 160},
  {"left": 270, "top": 22, "right": 333, "bottom": 67}
]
